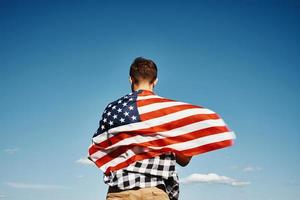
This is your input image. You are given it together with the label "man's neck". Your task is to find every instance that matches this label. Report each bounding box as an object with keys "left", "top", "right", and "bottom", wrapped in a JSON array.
[{"left": 132, "top": 84, "right": 153, "bottom": 92}]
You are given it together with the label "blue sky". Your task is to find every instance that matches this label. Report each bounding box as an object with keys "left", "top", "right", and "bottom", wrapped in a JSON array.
[{"left": 0, "top": 0, "right": 299, "bottom": 199}]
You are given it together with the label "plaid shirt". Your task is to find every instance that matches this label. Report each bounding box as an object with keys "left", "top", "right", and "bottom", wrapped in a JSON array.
[{"left": 103, "top": 152, "right": 179, "bottom": 200}]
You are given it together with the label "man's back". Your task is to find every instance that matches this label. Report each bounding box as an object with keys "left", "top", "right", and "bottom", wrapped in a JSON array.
[{"left": 95, "top": 89, "right": 180, "bottom": 200}]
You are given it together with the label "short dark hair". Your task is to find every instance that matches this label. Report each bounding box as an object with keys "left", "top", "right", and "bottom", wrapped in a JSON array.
[{"left": 129, "top": 57, "right": 157, "bottom": 84}]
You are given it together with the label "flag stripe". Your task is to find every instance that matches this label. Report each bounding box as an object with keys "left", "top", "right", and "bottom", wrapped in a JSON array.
[
  {"left": 178, "top": 139, "right": 234, "bottom": 156},
  {"left": 137, "top": 97, "right": 175, "bottom": 107},
  {"left": 138, "top": 101, "right": 189, "bottom": 114}
]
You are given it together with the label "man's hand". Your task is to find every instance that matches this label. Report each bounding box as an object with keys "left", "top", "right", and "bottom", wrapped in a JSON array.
[{"left": 175, "top": 152, "right": 192, "bottom": 167}]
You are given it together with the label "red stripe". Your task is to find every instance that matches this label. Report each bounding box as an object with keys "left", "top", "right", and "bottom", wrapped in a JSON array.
[
  {"left": 88, "top": 113, "right": 220, "bottom": 155},
  {"left": 137, "top": 98, "right": 175, "bottom": 107},
  {"left": 178, "top": 139, "right": 234, "bottom": 156}
]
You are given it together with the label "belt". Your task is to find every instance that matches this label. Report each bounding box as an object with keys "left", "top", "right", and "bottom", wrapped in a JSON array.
[{"left": 108, "top": 184, "right": 166, "bottom": 193}]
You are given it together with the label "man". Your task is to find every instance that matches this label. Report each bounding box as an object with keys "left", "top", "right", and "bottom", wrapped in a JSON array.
[
  {"left": 94, "top": 57, "right": 192, "bottom": 200},
  {"left": 89, "top": 56, "right": 235, "bottom": 200}
]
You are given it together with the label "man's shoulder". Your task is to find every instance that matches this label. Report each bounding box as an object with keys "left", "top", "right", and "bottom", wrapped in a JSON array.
[{"left": 103, "top": 89, "right": 162, "bottom": 110}]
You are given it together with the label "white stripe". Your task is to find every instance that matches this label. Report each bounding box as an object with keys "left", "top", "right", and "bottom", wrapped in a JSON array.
[
  {"left": 90, "top": 118, "right": 226, "bottom": 159},
  {"left": 92, "top": 108, "right": 215, "bottom": 144},
  {"left": 92, "top": 134, "right": 109, "bottom": 144},
  {"left": 138, "top": 101, "right": 188, "bottom": 114},
  {"left": 95, "top": 131, "right": 235, "bottom": 172},
  {"left": 137, "top": 95, "right": 163, "bottom": 100}
]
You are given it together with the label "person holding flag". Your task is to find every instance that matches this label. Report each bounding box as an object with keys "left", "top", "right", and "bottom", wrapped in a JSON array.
[{"left": 88, "top": 57, "right": 236, "bottom": 200}]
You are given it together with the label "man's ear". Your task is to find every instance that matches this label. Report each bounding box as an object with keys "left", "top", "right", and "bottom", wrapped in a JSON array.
[
  {"left": 153, "top": 78, "right": 158, "bottom": 87},
  {"left": 129, "top": 76, "right": 133, "bottom": 84}
]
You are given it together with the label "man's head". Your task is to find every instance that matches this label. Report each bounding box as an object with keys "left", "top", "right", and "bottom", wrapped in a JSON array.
[{"left": 129, "top": 57, "right": 158, "bottom": 92}]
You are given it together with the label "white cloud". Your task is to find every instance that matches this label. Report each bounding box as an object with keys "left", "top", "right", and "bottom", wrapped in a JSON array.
[
  {"left": 76, "top": 157, "right": 94, "bottom": 165},
  {"left": 242, "top": 166, "right": 262, "bottom": 172},
  {"left": 5, "top": 182, "right": 70, "bottom": 189},
  {"left": 180, "top": 173, "right": 250, "bottom": 186},
  {"left": 3, "top": 148, "right": 19, "bottom": 154}
]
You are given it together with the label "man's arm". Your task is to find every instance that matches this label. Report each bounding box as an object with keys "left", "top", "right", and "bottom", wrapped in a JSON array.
[
  {"left": 88, "top": 104, "right": 110, "bottom": 162},
  {"left": 175, "top": 152, "right": 192, "bottom": 167}
]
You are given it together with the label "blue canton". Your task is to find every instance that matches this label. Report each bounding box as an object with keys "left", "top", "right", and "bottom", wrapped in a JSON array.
[{"left": 93, "top": 90, "right": 141, "bottom": 138}]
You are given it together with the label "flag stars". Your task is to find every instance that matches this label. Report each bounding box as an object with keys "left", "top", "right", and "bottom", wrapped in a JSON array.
[
  {"left": 131, "top": 115, "right": 137, "bottom": 120},
  {"left": 100, "top": 92, "right": 139, "bottom": 129},
  {"left": 120, "top": 118, "right": 125, "bottom": 123}
]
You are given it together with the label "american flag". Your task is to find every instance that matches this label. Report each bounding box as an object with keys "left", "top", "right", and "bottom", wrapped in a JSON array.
[{"left": 88, "top": 89, "right": 236, "bottom": 175}]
